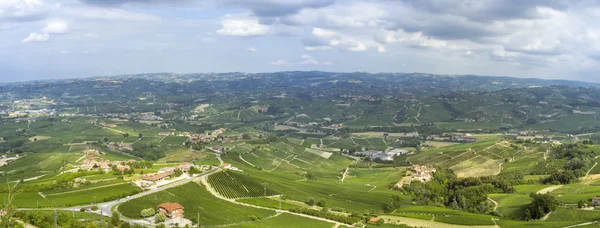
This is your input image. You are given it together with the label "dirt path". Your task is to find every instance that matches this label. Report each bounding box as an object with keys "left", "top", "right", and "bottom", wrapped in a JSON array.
[
  {"left": 540, "top": 211, "right": 552, "bottom": 221},
  {"left": 488, "top": 197, "right": 499, "bottom": 211},
  {"left": 340, "top": 167, "right": 349, "bottom": 182},
  {"left": 586, "top": 162, "right": 598, "bottom": 177},
  {"left": 537, "top": 185, "right": 563, "bottom": 194}
]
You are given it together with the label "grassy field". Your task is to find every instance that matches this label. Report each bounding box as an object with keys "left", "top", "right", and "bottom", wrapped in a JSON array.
[
  {"left": 208, "top": 171, "right": 279, "bottom": 199},
  {"left": 546, "top": 207, "right": 600, "bottom": 222},
  {"left": 44, "top": 183, "right": 140, "bottom": 207},
  {"left": 227, "top": 213, "right": 334, "bottom": 228},
  {"left": 488, "top": 193, "right": 530, "bottom": 219},
  {"left": 119, "top": 182, "right": 275, "bottom": 225},
  {"left": 393, "top": 206, "right": 497, "bottom": 226}
]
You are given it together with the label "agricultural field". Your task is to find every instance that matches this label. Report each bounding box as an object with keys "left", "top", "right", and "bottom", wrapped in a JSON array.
[
  {"left": 228, "top": 213, "right": 334, "bottom": 228},
  {"left": 208, "top": 171, "right": 279, "bottom": 199},
  {"left": 119, "top": 182, "right": 276, "bottom": 225}
]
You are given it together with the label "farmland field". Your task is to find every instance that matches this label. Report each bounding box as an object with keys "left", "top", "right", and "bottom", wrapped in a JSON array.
[
  {"left": 119, "top": 182, "right": 275, "bottom": 225},
  {"left": 208, "top": 171, "right": 279, "bottom": 199},
  {"left": 228, "top": 213, "right": 334, "bottom": 228}
]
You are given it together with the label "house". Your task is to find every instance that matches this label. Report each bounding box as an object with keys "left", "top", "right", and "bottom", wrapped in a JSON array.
[
  {"left": 369, "top": 217, "right": 380, "bottom": 223},
  {"left": 212, "top": 145, "right": 224, "bottom": 153},
  {"left": 592, "top": 197, "right": 600, "bottom": 206},
  {"left": 158, "top": 132, "right": 174, "bottom": 136},
  {"left": 142, "top": 172, "right": 174, "bottom": 185},
  {"left": 387, "top": 148, "right": 411, "bottom": 156},
  {"left": 158, "top": 202, "right": 184, "bottom": 219},
  {"left": 178, "top": 162, "right": 193, "bottom": 172},
  {"left": 100, "top": 162, "right": 110, "bottom": 172},
  {"left": 222, "top": 163, "right": 232, "bottom": 169}
]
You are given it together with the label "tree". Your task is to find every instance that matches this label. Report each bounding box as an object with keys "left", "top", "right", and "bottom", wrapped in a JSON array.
[
  {"left": 174, "top": 169, "right": 183, "bottom": 177},
  {"left": 376, "top": 218, "right": 385, "bottom": 226},
  {"left": 316, "top": 200, "right": 326, "bottom": 207},
  {"left": 155, "top": 212, "right": 167, "bottom": 223},
  {"left": 111, "top": 212, "right": 120, "bottom": 226},
  {"left": 103, "top": 137, "right": 109, "bottom": 143},
  {"left": 578, "top": 200, "right": 585, "bottom": 208},
  {"left": 91, "top": 205, "right": 99, "bottom": 211},
  {"left": 139, "top": 133, "right": 143, "bottom": 138},
  {"left": 141, "top": 208, "right": 156, "bottom": 217},
  {"left": 242, "top": 133, "right": 251, "bottom": 139},
  {"left": 123, "top": 133, "right": 130, "bottom": 138},
  {"left": 306, "top": 197, "right": 316, "bottom": 206},
  {"left": 0, "top": 182, "right": 21, "bottom": 227}
]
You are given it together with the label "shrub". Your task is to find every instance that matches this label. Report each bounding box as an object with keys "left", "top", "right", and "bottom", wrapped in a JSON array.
[{"left": 91, "top": 205, "right": 98, "bottom": 211}]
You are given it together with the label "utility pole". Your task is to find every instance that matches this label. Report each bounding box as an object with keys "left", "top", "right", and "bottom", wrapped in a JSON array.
[{"left": 53, "top": 210, "right": 57, "bottom": 228}]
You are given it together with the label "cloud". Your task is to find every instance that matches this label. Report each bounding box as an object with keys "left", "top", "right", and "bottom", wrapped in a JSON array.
[
  {"left": 217, "top": 14, "right": 270, "bottom": 37},
  {"left": 0, "top": 0, "right": 51, "bottom": 22},
  {"left": 223, "top": 0, "right": 334, "bottom": 17},
  {"left": 60, "top": 50, "right": 68, "bottom": 54},
  {"left": 305, "top": 45, "right": 331, "bottom": 51},
  {"left": 77, "top": 0, "right": 190, "bottom": 7},
  {"left": 43, "top": 21, "right": 69, "bottom": 34},
  {"left": 299, "top": 54, "right": 332, "bottom": 65},
  {"left": 310, "top": 27, "right": 384, "bottom": 52},
  {"left": 268, "top": 60, "right": 289, "bottom": 65},
  {"left": 22, "top": 32, "right": 49, "bottom": 43},
  {"left": 246, "top": 47, "right": 257, "bottom": 52},
  {"left": 62, "top": 7, "right": 159, "bottom": 21}
]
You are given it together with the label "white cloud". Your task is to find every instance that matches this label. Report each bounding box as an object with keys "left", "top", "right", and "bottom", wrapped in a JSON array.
[
  {"left": 62, "top": 7, "right": 159, "bottom": 21},
  {"left": 43, "top": 21, "right": 69, "bottom": 34},
  {"left": 299, "top": 54, "right": 332, "bottom": 65},
  {"left": 60, "top": 50, "right": 68, "bottom": 54},
  {"left": 304, "top": 45, "right": 331, "bottom": 51},
  {"left": 246, "top": 47, "right": 258, "bottom": 52},
  {"left": 217, "top": 14, "right": 270, "bottom": 37},
  {"left": 300, "top": 54, "right": 318, "bottom": 64},
  {"left": 268, "top": 60, "right": 289, "bottom": 65},
  {"left": 22, "top": 32, "right": 49, "bottom": 43}
]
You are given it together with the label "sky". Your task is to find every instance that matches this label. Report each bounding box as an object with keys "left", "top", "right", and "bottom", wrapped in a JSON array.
[{"left": 1, "top": 0, "right": 600, "bottom": 83}]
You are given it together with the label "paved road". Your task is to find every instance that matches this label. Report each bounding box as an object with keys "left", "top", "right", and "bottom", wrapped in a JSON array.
[
  {"left": 95, "top": 168, "right": 219, "bottom": 217},
  {"left": 18, "top": 168, "right": 219, "bottom": 226}
]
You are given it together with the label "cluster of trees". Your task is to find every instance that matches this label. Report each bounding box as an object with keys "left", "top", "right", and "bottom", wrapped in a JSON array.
[
  {"left": 542, "top": 143, "right": 599, "bottom": 184},
  {"left": 397, "top": 169, "right": 522, "bottom": 214},
  {"left": 524, "top": 193, "right": 559, "bottom": 220}
]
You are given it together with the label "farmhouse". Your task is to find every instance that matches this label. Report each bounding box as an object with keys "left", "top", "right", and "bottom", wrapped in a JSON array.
[
  {"left": 222, "top": 163, "right": 232, "bottom": 169},
  {"left": 178, "top": 162, "right": 193, "bottom": 172},
  {"left": 212, "top": 145, "right": 224, "bottom": 153},
  {"left": 593, "top": 197, "right": 600, "bottom": 206},
  {"left": 142, "top": 172, "right": 174, "bottom": 186},
  {"left": 410, "top": 164, "right": 436, "bottom": 182},
  {"left": 158, "top": 202, "right": 184, "bottom": 219}
]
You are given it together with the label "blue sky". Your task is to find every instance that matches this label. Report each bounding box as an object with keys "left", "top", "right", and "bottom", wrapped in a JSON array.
[{"left": 1, "top": 0, "right": 600, "bottom": 82}]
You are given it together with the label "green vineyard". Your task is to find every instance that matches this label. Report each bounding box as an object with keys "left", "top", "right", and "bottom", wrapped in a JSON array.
[{"left": 207, "top": 171, "right": 278, "bottom": 199}]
